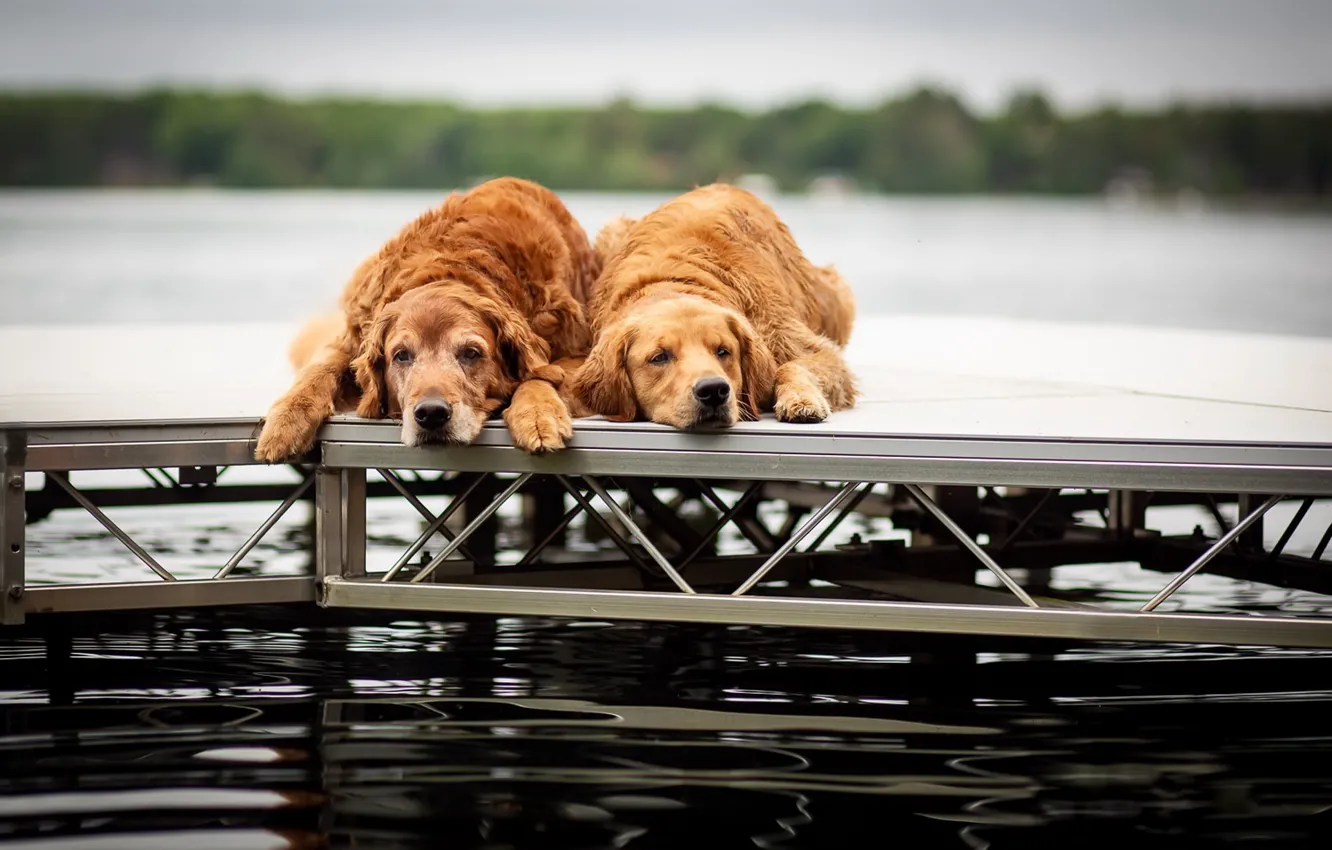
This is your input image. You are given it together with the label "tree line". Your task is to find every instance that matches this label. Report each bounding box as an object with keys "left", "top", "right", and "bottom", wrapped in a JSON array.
[{"left": 2, "top": 88, "right": 1329, "bottom": 199}]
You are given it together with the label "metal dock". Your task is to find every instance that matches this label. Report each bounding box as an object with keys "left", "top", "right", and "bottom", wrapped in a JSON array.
[{"left": 4, "top": 315, "right": 1331, "bottom": 647}]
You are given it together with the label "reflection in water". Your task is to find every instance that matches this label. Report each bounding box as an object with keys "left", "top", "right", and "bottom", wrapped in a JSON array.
[{"left": 2, "top": 607, "right": 1330, "bottom": 848}]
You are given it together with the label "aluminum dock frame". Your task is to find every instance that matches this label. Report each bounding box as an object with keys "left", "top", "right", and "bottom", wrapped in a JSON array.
[{"left": 4, "top": 317, "right": 1332, "bottom": 647}]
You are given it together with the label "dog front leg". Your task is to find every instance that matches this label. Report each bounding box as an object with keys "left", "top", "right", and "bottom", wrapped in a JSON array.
[
  {"left": 503, "top": 357, "right": 592, "bottom": 453},
  {"left": 255, "top": 340, "right": 355, "bottom": 462},
  {"left": 504, "top": 379, "right": 574, "bottom": 454},
  {"left": 772, "top": 333, "right": 858, "bottom": 424}
]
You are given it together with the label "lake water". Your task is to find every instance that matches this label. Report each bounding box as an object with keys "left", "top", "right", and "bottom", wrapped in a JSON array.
[
  {"left": 2, "top": 190, "right": 1331, "bottom": 847},
  {"left": 2, "top": 190, "right": 1331, "bottom": 336}
]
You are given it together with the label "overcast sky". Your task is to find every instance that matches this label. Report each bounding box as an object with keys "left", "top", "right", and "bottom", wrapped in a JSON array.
[{"left": 2, "top": 0, "right": 1330, "bottom": 111}]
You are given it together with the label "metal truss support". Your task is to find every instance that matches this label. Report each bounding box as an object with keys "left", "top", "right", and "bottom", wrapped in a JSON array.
[
  {"left": 1314, "top": 522, "right": 1332, "bottom": 562},
  {"left": 213, "top": 471, "right": 315, "bottom": 579},
  {"left": 343, "top": 468, "right": 366, "bottom": 579},
  {"left": 696, "top": 480, "right": 776, "bottom": 552},
  {"left": 554, "top": 476, "right": 654, "bottom": 574},
  {"left": 2, "top": 432, "right": 26, "bottom": 625},
  {"left": 912, "top": 485, "right": 981, "bottom": 546},
  {"left": 903, "top": 483, "right": 1039, "bottom": 608},
  {"left": 996, "top": 488, "right": 1059, "bottom": 552},
  {"left": 510, "top": 476, "right": 852, "bottom": 594},
  {"left": 516, "top": 499, "right": 584, "bottom": 567},
  {"left": 315, "top": 467, "right": 345, "bottom": 585},
  {"left": 411, "top": 474, "right": 533, "bottom": 583},
  {"left": 378, "top": 473, "right": 486, "bottom": 583},
  {"left": 322, "top": 580, "right": 1332, "bottom": 649},
  {"left": 677, "top": 482, "right": 765, "bottom": 569},
  {"left": 1, "top": 454, "right": 318, "bottom": 617},
  {"left": 47, "top": 471, "right": 177, "bottom": 582},
  {"left": 732, "top": 482, "right": 862, "bottom": 596},
  {"left": 141, "top": 468, "right": 171, "bottom": 489},
  {"left": 582, "top": 476, "right": 696, "bottom": 594},
  {"left": 24, "top": 576, "right": 314, "bottom": 614},
  {"left": 803, "top": 482, "right": 876, "bottom": 553},
  {"left": 1269, "top": 498, "right": 1313, "bottom": 561},
  {"left": 621, "top": 480, "right": 707, "bottom": 557},
  {"left": 377, "top": 469, "right": 479, "bottom": 564},
  {"left": 49, "top": 468, "right": 314, "bottom": 588},
  {"left": 1141, "top": 493, "right": 1285, "bottom": 612}
]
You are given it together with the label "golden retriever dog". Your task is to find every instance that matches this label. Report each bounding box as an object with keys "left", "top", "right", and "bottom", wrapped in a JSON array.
[
  {"left": 253, "top": 177, "right": 598, "bottom": 462},
  {"left": 568, "top": 183, "right": 857, "bottom": 429}
]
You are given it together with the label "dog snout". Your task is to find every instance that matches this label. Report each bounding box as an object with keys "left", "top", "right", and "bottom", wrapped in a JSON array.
[
  {"left": 692, "top": 377, "right": 731, "bottom": 408},
  {"left": 413, "top": 398, "right": 453, "bottom": 430}
]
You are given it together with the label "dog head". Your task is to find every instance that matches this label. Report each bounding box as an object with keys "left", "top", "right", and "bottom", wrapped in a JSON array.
[
  {"left": 569, "top": 295, "right": 776, "bottom": 429},
  {"left": 350, "top": 284, "right": 549, "bottom": 446}
]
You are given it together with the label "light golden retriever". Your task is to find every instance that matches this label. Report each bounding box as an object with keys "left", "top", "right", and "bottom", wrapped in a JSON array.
[
  {"left": 568, "top": 183, "right": 857, "bottom": 429},
  {"left": 254, "top": 177, "right": 598, "bottom": 462}
]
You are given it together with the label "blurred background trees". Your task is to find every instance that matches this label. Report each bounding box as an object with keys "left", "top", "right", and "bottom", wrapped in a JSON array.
[{"left": 2, "top": 87, "right": 1328, "bottom": 199}]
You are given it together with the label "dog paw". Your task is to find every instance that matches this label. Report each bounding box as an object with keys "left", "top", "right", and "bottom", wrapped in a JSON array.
[
  {"left": 254, "top": 404, "right": 323, "bottom": 463},
  {"left": 775, "top": 387, "right": 832, "bottom": 424},
  {"left": 505, "top": 382, "right": 574, "bottom": 454}
]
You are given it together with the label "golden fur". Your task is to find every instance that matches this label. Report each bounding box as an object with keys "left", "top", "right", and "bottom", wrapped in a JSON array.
[
  {"left": 254, "top": 177, "right": 599, "bottom": 461},
  {"left": 568, "top": 183, "right": 857, "bottom": 429}
]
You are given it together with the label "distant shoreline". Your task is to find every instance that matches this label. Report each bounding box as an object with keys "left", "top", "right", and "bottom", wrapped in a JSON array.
[
  {"left": 3, "top": 88, "right": 1329, "bottom": 201},
  {"left": 3, "top": 186, "right": 1328, "bottom": 214}
]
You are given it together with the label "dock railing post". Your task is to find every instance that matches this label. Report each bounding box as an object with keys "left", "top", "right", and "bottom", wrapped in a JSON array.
[
  {"left": 1, "top": 431, "right": 25, "bottom": 625},
  {"left": 343, "top": 469, "right": 366, "bottom": 579},
  {"left": 315, "top": 466, "right": 345, "bottom": 597}
]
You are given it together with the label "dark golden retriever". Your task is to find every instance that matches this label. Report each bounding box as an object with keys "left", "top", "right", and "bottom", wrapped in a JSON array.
[
  {"left": 568, "top": 183, "right": 857, "bottom": 429},
  {"left": 254, "top": 177, "right": 598, "bottom": 462}
]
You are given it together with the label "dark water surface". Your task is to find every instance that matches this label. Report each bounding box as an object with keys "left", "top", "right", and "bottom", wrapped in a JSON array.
[{"left": 2, "top": 606, "right": 1331, "bottom": 849}]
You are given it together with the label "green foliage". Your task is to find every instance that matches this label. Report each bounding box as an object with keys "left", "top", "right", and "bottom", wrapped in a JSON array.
[{"left": 1, "top": 88, "right": 1328, "bottom": 197}]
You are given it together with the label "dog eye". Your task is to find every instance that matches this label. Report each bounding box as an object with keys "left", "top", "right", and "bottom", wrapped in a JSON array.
[
  {"left": 716, "top": 346, "right": 731, "bottom": 358},
  {"left": 392, "top": 349, "right": 413, "bottom": 364},
  {"left": 459, "top": 347, "right": 482, "bottom": 363},
  {"left": 648, "top": 350, "right": 671, "bottom": 365}
]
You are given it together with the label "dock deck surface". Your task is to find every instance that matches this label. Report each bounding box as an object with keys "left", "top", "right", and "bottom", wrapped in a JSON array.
[{"left": 4, "top": 315, "right": 1330, "bottom": 447}]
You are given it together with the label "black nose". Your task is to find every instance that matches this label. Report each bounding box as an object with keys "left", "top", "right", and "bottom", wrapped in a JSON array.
[
  {"left": 413, "top": 398, "right": 452, "bottom": 430},
  {"left": 692, "top": 377, "right": 731, "bottom": 407}
]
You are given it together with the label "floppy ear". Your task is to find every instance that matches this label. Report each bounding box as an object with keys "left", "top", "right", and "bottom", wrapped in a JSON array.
[
  {"left": 474, "top": 295, "right": 553, "bottom": 386},
  {"left": 727, "top": 313, "right": 777, "bottom": 419},
  {"left": 567, "top": 321, "right": 638, "bottom": 422},
  {"left": 350, "top": 310, "right": 393, "bottom": 419}
]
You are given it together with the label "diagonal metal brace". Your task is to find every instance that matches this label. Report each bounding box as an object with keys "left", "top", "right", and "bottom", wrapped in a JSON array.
[
  {"left": 378, "top": 469, "right": 479, "bottom": 564},
  {"left": 996, "top": 488, "right": 1059, "bottom": 553},
  {"left": 676, "top": 482, "right": 765, "bottom": 570},
  {"left": 517, "top": 500, "right": 586, "bottom": 567},
  {"left": 1141, "top": 493, "right": 1284, "bottom": 612},
  {"left": 47, "top": 471, "right": 177, "bottom": 582},
  {"left": 903, "top": 483, "right": 1038, "bottom": 608},
  {"left": 1268, "top": 497, "right": 1313, "bottom": 562},
  {"left": 732, "top": 481, "right": 862, "bottom": 596},
  {"left": 381, "top": 474, "right": 487, "bottom": 582},
  {"left": 411, "top": 474, "right": 532, "bottom": 583},
  {"left": 696, "top": 480, "right": 777, "bottom": 553},
  {"left": 213, "top": 471, "right": 315, "bottom": 579},
  {"left": 555, "top": 476, "right": 653, "bottom": 574},
  {"left": 582, "top": 476, "right": 696, "bottom": 594},
  {"left": 803, "top": 482, "right": 876, "bottom": 553}
]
